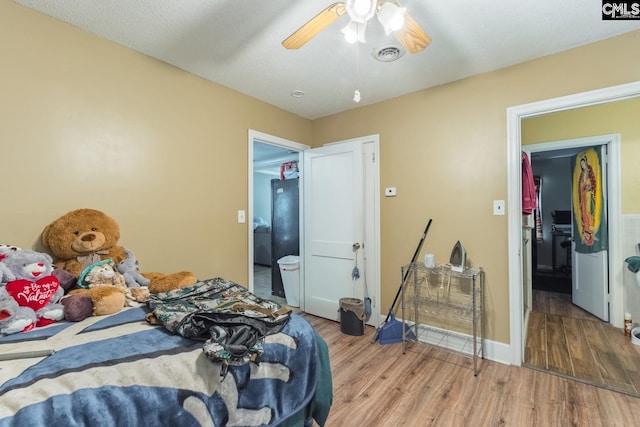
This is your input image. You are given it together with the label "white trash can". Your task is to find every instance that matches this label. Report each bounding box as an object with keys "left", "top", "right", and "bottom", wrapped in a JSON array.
[{"left": 277, "top": 255, "right": 300, "bottom": 307}]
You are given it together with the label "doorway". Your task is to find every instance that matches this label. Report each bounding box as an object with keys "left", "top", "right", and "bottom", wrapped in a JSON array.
[
  {"left": 525, "top": 136, "right": 617, "bottom": 321},
  {"left": 507, "top": 81, "right": 640, "bottom": 367},
  {"left": 520, "top": 136, "right": 635, "bottom": 391},
  {"left": 528, "top": 148, "right": 579, "bottom": 296},
  {"left": 248, "top": 131, "right": 309, "bottom": 306},
  {"left": 248, "top": 130, "right": 381, "bottom": 327}
]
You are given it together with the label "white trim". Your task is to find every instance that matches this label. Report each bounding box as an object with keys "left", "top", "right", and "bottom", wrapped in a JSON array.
[
  {"left": 247, "top": 130, "right": 310, "bottom": 294},
  {"left": 483, "top": 338, "right": 512, "bottom": 366},
  {"left": 365, "top": 136, "right": 381, "bottom": 327},
  {"left": 507, "top": 81, "right": 640, "bottom": 366},
  {"left": 410, "top": 323, "right": 512, "bottom": 366}
]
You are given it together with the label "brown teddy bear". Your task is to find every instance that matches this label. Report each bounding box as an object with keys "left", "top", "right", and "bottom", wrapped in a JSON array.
[
  {"left": 42, "top": 208, "right": 127, "bottom": 278},
  {"left": 41, "top": 208, "right": 197, "bottom": 299}
]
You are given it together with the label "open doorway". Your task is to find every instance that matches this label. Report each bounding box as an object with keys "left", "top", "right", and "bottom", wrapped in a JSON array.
[
  {"left": 248, "top": 131, "right": 309, "bottom": 307},
  {"left": 526, "top": 138, "right": 616, "bottom": 312},
  {"left": 520, "top": 136, "right": 640, "bottom": 392},
  {"left": 248, "top": 131, "right": 382, "bottom": 326},
  {"left": 507, "top": 84, "right": 640, "bottom": 394},
  {"left": 507, "top": 81, "right": 640, "bottom": 368},
  {"left": 528, "top": 148, "right": 581, "bottom": 296}
]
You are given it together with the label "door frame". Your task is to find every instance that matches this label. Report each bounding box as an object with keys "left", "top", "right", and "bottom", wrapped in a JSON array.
[
  {"left": 248, "top": 130, "right": 381, "bottom": 326},
  {"left": 507, "top": 81, "right": 640, "bottom": 366},
  {"left": 248, "top": 130, "right": 309, "bottom": 295}
]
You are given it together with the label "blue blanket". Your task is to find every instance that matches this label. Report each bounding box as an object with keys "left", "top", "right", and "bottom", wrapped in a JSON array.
[{"left": 0, "top": 302, "right": 332, "bottom": 426}]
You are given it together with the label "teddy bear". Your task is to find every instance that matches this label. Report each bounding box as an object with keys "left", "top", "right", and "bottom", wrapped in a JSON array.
[
  {"left": 0, "top": 287, "right": 38, "bottom": 335},
  {"left": 67, "top": 258, "right": 128, "bottom": 317},
  {"left": 117, "top": 248, "right": 151, "bottom": 288},
  {"left": 1, "top": 248, "right": 65, "bottom": 329},
  {"left": 42, "top": 208, "right": 196, "bottom": 299},
  {"left": 78, "top": 259, "right": 127, "bottom": 289},
  {"left": 76, "top": 258, "right": 150, "bottom": 307},
  {"left": 0, "top": 244, "right": 21, "bottom": 283},
  {"left": 41, "top": 209, "right": 127, "bottom": 279}
]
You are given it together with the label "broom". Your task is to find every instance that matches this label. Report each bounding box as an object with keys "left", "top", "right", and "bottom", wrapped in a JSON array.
[{"left": 371, "top": 219, "right": 432, "bottom": 344}]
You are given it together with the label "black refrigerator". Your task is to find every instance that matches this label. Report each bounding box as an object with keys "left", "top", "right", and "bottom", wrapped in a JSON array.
[{"left": 270, "top": 177, "right": 299, "bottom": 297}]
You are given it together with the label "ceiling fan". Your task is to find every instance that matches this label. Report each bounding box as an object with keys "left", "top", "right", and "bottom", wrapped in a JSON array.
[{"left": 282, "top": 0, "right": 431, "bottom": 54}]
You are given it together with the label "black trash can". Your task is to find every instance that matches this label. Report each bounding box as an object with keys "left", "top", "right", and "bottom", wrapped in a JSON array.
[{"left": 339, "top": 297, "right": 365, "bottom": 336}]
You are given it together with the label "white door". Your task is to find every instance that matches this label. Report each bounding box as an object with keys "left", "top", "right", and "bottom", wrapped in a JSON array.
[
  {"left": 572, "top": 146, "right": 609, "bottom": 321},
  {"left": 303, "top": 140, "right": 364, "bottom": 320}
]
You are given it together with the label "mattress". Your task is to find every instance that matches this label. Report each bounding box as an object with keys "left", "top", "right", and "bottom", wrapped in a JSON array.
[{"left": 0, "top": 278, "right": 332, "bottom": 426}]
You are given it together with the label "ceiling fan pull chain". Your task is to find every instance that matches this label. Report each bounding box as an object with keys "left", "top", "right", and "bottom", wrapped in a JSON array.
[{"left": 354, "top": 42, "right": 361, "bottom": 103}]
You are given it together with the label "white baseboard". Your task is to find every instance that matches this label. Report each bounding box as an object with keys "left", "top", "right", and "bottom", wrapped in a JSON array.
[{"left": 411, "top": 323, "right": 512, "bottom": 366}]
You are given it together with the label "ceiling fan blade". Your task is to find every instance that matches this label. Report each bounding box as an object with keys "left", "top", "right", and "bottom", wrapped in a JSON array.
[
  {"left": 393, "top": 10, "right": 431, "bottom": 54},
  {"left": 282, "top": 3, "right": 347, "bottom": 50}
]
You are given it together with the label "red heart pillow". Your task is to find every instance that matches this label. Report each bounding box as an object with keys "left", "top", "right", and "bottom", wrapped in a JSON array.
[{"left": 5, "top": 276, "right": 60, "bottom": 311}]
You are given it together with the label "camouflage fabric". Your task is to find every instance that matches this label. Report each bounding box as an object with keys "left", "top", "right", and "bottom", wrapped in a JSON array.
[{"left": 148, "top": 277, "right": 291, "bottom": 374}]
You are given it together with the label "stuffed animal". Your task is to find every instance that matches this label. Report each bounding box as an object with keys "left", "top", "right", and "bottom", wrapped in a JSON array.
[
  {"left": 0, "top": 244, "right": 21, "bottom": 283},
  {"left": 0, "top": 287, "right": 38, "bottom": 335},
  {"left": 0, "top": 244, "right": 21, "bottom": 260},
  {"left": 117, "top": 249, "right": 151, "bottom": 288},
  {"left": 60, "top": 294, "right": 94, "bottom": 322},
  {"left": 78, "top": 259, "right": 127, "bottom": 289},
  {"left": 41, "top": 209, "right": 127, "bottom": 278},
  {"left": 76, "top": 259, "right": 150, "bottom": 308},
  {"left": 2, "top": 248, "right": 65, "bottom": 328},
  {"left": 67, "top": 286, "right": 127, "bottom": 317},
  {"left": 41, "top": 209, "right": 197, "bottom": 296},
  {"left": 144, "top": 271, "right": 197, "bottom": 294}
]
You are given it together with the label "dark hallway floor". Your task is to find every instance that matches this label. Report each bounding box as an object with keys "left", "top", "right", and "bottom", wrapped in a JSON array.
[{"left": 533, "top": 269, "right": 572, "bottom": 294}]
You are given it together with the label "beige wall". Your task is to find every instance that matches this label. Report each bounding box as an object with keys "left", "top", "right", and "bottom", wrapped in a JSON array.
[
  {"left": 2, "top": 1, "right": 639, "bottom": 345},
  {"left": 1, "top": 1, "right": 311, "bottom": 284},
  {"left": 522, "top": 98, "right": 640, "bottom": 214},
  {"left": 312, "top": 30, "right": 640, "bottom": 344}
]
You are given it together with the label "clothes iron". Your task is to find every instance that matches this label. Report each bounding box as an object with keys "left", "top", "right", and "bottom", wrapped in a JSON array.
[{"left": 450, "top": 240, "right": 466, "bottom": 272}]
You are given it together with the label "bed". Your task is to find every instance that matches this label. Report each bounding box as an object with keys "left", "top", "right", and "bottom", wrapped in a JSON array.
[{"left": 0, "top": 278, "right": 332, "bottom": 427}]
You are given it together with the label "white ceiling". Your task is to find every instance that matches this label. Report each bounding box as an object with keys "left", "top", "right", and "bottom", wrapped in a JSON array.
[
  {"left": 12, "top": 0, "right": 640, "bottom": 120},
  {"left": 253, "top": 141, "right": 298, "bottom": 175}
]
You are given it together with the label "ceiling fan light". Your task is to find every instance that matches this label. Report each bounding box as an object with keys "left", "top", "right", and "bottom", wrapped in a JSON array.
[
  {"left": 341, "top": 20, "right": 358, "bottom": 43},
  {"left": 341, "top": 20, "right": 367, "bottom": 44},
  {"left": 377, "top": 2, "right": 406, "bottom": 35},
  {"left": 345, "top": 0, "right": 377, "bottom": 23}
]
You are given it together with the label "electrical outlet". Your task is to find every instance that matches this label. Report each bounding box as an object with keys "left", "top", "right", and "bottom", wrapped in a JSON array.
[{"left": 493, "top": 200, "right": 505, "bottom": 215}]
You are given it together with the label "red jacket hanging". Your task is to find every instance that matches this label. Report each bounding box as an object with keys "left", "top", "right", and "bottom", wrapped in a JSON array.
[{"left": 522, "top": 151, "right": 537, "bottom": 215}]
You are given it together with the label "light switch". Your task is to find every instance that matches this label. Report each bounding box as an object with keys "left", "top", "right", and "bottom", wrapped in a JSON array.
[
  {"left": 238, "top": 210, "right": 246, "bottom": 223},
  {"left": 493, "top": 200, "right": 505, "bottom": 215}
]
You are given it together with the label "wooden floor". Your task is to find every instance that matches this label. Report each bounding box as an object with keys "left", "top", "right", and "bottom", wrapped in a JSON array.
[
  {"left": 525, "top": 290, "right": 640, "bottom": 396},
  {"left": 302, "top": 312, "right": 640, "bottom": 427}
]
